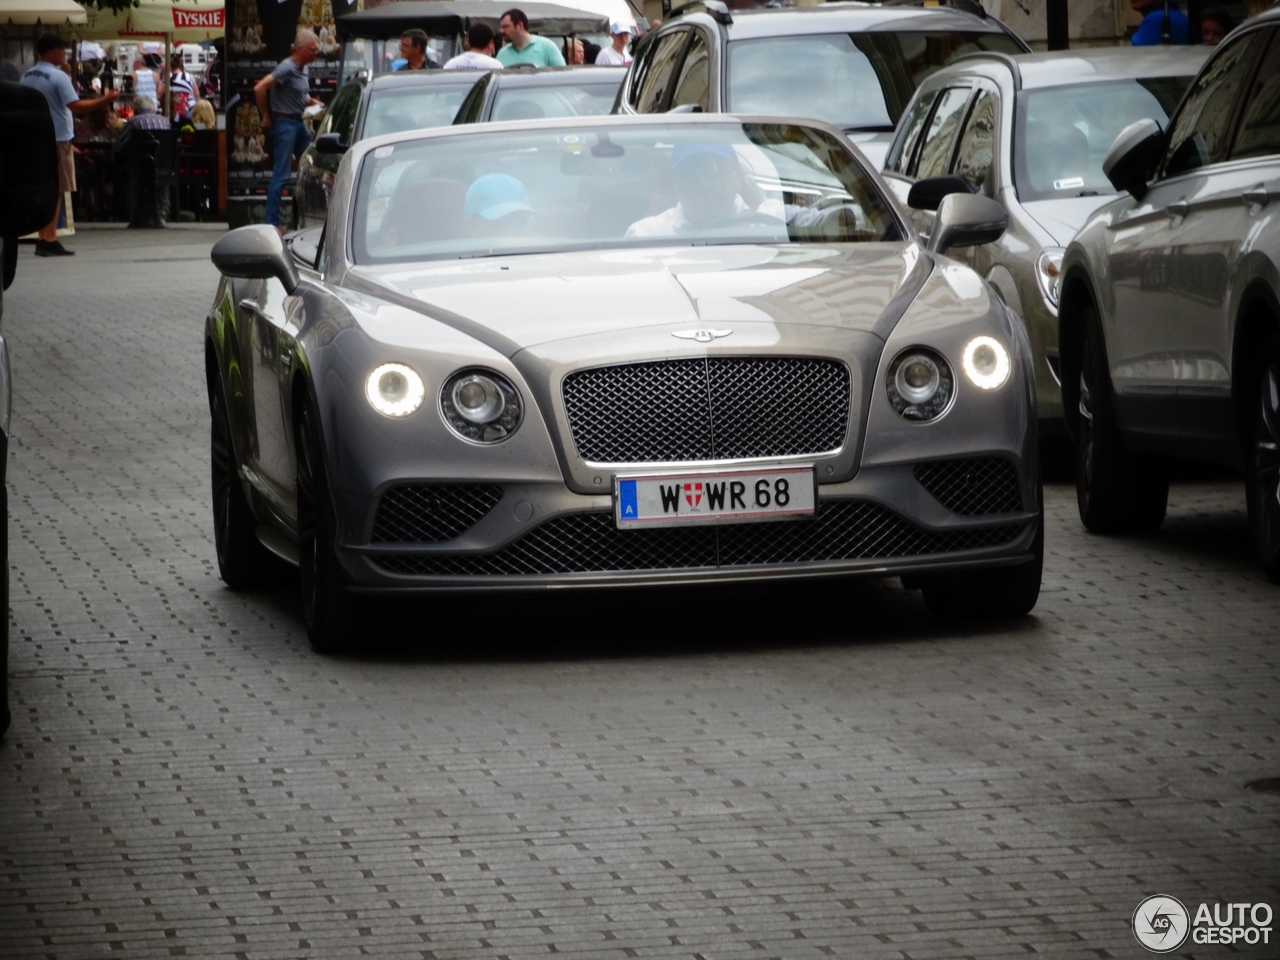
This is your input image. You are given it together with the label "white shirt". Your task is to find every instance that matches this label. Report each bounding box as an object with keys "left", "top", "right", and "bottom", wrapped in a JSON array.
[
  {"left": 625, "top": 196, "right": 785, "bottom": 238},
  {"left": 444, "top": 51, "right": 505, "bottom": 70},
  {"left": 594, "top": 46, "right": 632, "bottom": 66}
]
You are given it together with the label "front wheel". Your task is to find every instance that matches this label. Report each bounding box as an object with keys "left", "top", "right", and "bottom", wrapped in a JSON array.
[
  {"left": 1245, "top": 332, "right": 1280, "bottom": 582},
  {"left": 920, "top": 511, "right": 1044, "bottom": 619},
  {"left": 1074, "top": 307, "right": 1167, "bottom": 533},
  {"left": 296, "top": 397, "right": 360, "bottom": 653}
]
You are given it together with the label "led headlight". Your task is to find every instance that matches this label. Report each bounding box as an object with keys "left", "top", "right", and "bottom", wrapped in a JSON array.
[
  {"left": 365, "top": 363, "right": 426, "bottom": 418},
  {"left": 1036, "top": 247, "right": 1065, "bottom": 312},
  {"left": 962, "top": 336, "right": 1011, "bottom": 390},
  {"left": 441, "top": 369, "right": 523, "bottom": 443},
  {"left": 886, "top": 348, "right": 954, "bottom": 422}
]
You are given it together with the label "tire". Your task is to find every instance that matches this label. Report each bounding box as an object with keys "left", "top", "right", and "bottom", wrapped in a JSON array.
[
  {"left": 210, "top": 376, "right": 280, "bottom": 589},
  {"left": 921, "top": 509, "right": 1044, "bottom": 619},
  {"left": 296, "top": 397, "right": 360, "bottom": 653},
  {"left": 1074, "top": 306, "right": 1168, "bottom": 533},
  {"left": 1245, "top": 332, "right": 1280, "bottom": 583}
]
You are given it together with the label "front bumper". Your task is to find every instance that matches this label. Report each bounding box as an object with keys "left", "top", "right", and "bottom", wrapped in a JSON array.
[{"left": 337, "top": 460, "right": 1040, "bottom": 592}]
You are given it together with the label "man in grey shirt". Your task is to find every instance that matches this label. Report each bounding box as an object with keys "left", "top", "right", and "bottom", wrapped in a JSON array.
[{"left": 253, "top": 29, "right": 324, "bottom": 230}]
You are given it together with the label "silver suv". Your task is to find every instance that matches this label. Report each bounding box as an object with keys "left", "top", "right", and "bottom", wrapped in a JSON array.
[
  {"left": 615, "top": 0, "right": 1027, "bottom": 168},
  {"left": 881, "top": 47, "right": 1206, "bottom": 433},
  {"left": 1059, "top": 8, "right": 1280, "bottom": 580}
]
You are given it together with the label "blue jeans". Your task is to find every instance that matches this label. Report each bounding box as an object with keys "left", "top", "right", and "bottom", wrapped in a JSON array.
[{"left": 265, "top": 118, "right": 311, "bottom": 227}]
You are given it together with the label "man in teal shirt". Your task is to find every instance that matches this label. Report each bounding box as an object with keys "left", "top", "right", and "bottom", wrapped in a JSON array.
[{"left": 497, "top": 8, "right": 566, "bottom": 67}]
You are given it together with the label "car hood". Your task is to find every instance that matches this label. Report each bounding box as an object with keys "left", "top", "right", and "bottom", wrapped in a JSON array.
[
  {"left": 1020, "top": 195, "right": 1117, "bottom": 246},
  {"left": 347, "top": 242, "right": 929, "bottom": 356}
]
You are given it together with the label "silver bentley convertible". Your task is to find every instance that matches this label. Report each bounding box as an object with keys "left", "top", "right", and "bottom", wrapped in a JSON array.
[{"left": 205, "top": 115, "right": 1043, "bottom": 651}]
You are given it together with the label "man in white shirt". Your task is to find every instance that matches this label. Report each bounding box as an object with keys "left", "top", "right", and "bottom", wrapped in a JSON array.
[
  {"left": 626, "top": 145, "right": 785, "bottom": 238},
  {"left": 444, "top": 22, "right": 505, "bottom": 70},
  {"left": 594, "top": 19, "right": 634, "bottom": 66}
]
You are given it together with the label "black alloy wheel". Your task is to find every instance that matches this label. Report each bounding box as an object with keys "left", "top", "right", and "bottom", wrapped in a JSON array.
[
  {"left": 1074, "top": 307, "right": 1167, "bottom": 533},
  {"left": 1246, "top": 332, "right": 1280, "bottom": 582},
  {"left": 210, "top": 376, "right": 278, "bottom": 589},
  {"left": 296, "top": 398, "right": 359, "bottom": 653}
]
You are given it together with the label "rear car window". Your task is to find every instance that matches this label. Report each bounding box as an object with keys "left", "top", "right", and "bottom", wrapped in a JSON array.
[
  {"left": 363, "top": 86, "right": 475, "bottom": 139},
  {"left": 491, "top": 81, "right": 622, "bottom": 122},
  {"left": 727, "top": 31, "right": 1023, "bottom": 131}
]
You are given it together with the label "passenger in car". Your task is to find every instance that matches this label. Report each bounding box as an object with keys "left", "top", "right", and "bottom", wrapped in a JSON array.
[
  {"left": 625, "top": 145, "right": 784, "bottom": 237},
  {"left": 463, "top": 173, "right": 536, "bottom": 235}
]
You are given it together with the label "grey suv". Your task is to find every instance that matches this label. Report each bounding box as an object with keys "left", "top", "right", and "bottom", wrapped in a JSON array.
[
  {"left": 1059, "top": 8, "right": 1280, "bottom": 580},
  {"left": 615, "top": 0, "right": 1027, "bottom": 168},
  {"left": 881, "top": 47, "right": 1206, "bottom": 432}
]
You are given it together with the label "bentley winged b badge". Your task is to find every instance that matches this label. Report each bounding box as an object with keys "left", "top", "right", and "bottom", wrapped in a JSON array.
[{"left": 672, "top": 328, "right": 733, "bottom": 343}]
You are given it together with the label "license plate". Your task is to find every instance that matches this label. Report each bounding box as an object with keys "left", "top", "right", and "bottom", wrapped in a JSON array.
[{"left": 614, "top": 466, "right": 816, "bottom": 529}]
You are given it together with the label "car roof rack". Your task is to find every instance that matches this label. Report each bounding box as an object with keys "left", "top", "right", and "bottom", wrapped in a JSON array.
[
  {"left": 666, "top": 0, "right": 732, "bottom": 25},
  {"left": 948, "top": 49, "right": 1023, "bottom": 90}
]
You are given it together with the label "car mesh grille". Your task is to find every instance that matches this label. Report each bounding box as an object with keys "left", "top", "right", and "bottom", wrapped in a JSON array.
[
  {"left": 913, "top": 458, "right": 1022, "bottom": 515},
  {"left": 371, "top": 501, "right": 1026, "bottom": 576},
  {"left": 371, "top": 484, "right": 504, "bottom": 543},
  {"left": 562, "top": 357, "right": 851, "bottom": 463}
]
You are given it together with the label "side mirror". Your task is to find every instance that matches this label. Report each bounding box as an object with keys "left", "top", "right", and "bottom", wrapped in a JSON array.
[
  {"left": 211, "top": 225, "right": 301, "bottom": 294},
  {"left": 927, "top": 192, "right": 1007, "bottom": 256},
  {"left": 907, "top": 175, "right": 974, "bottom": 212},
  {"left": 315, "top": 132, "right": 347, "bottom": 154},
  {"left": 1102, "top": 118, "right": 1164, "bottom": 201}
]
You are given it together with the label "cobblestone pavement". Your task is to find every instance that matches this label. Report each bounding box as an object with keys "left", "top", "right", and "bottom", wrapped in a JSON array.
[{"left": 0, "top": 228, "right": 1277, "bottom": 960}]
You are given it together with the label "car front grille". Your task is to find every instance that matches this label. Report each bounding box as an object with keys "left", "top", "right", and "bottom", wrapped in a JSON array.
[
  {"left": 370, "top": 501, "right": 1026, "bottom": 577},
  {"left": 913, "top": 458, "right": 1022, "bottom": 515},
  {"left": 561, "top": 357, "right": 851, "bottom": 463},
  {"left": 371, "top": 484, "right": 504, "bottom": 543}
]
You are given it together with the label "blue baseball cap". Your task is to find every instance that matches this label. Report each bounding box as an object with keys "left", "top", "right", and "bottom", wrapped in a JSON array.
[{"left": 464, "top": 174, "right": 534, "bottom": 221}]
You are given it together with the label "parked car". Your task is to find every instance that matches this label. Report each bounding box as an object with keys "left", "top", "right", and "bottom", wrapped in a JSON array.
[
  {"left": 453, "top": 66, "right": 625, "bottom": 125},
  {"left": 881, "top": 47, "right": 1207, "bottom": 433},
  {"left": 206, "top": 114, "right": 1043, "bottom": 651},
  {"left": 1058, "top": 7, "right": 1280, "bottom": 580},
  {"left": 294, "top": 69, "right": 489, "bottom": 229},
  {"left": 614, "top": 0, "right": 1028, "bottom": 168}
]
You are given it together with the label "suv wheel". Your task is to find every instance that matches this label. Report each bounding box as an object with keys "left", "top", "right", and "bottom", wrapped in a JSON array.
[
  {"left": 1074, "top": 306, "right": 1167, "bottom": 533},
  {"left": 1245, "top": 332, "right": 1280, "bottom": 582}
]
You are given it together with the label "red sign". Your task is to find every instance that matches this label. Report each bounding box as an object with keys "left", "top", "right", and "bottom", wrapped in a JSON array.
[{"left": 173, "top": 7, "right": 224, "bottom": 29}]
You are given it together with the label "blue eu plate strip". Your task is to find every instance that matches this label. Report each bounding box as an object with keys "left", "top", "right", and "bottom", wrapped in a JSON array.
[{"left": 618, "top": 479, "right": 638, "bottom": 521}]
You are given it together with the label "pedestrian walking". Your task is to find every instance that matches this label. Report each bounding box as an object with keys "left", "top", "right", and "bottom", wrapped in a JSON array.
[
  {"left": 496, "top": 9, "right": 566, "bottom": 68},
  {"left": 21, "top": 34, "right": 118, "bottom": 257},
  {"left": 132, "top": 52, "right": 165, "bottom": 104},
  {"left": 397, "top": 29, "right": 441, "bottom": 70},
  {"left": 253, "top": 29, "right": 324, "bottom": 231},
  {"left": 594, "top": 19, "right": 633, "bottom": 66},
  {"left": 444, "top": 22, "right": 505, "bottom": 70},
  {"left": 169, "top": 53, "right": 197, "bottom": 124},
  {"left": 1130, "top": 0, "right": 1189, "bottom": 44}
]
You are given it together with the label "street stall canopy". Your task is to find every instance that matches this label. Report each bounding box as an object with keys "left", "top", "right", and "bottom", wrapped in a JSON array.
[
  {"left": 76, "top": 0, "right": 224, "bottom": 41},
  {"left": 336, "top": 1, "right": 606, "bottom": 41},
  {"left": 0, "top": 0, "right": 87, "bottom": 26}
]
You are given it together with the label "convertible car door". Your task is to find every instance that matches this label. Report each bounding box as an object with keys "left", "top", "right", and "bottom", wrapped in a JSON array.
[
  {"left": 1104, "top": 29, "right": 1263, "bottom": 444},
  {"left": 238, "top": 275, "right": 298, "bottom": 513}
]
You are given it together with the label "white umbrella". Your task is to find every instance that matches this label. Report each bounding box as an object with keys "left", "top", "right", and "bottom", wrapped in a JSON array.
[
  {"left": 76, "top": 0, "right": 224, "bottom": 42},
  {"left": 0, "top": 0, "right": 88, "bottom": 26}
]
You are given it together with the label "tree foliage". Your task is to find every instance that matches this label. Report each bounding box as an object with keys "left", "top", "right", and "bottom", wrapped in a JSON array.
[{"left": 79, "top": 0, "right": 140, "bottom": 15}]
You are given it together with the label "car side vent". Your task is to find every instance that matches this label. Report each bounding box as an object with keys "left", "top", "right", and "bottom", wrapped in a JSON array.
[
  {"left": 372, "top": 484, "right": 504, "bottom": 543},
  {"left": 913, "top": 457, "right": 1022, "bottom": 515}
]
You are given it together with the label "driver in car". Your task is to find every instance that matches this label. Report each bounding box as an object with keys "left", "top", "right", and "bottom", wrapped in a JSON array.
[{"left": 625, "top": 144, "right": 786, "bottom": 238}]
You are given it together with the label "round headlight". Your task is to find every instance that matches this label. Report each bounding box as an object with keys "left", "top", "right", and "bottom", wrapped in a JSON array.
[
  {"left": 962, "top": 336, "right": 1011, "bottom": 390},
  {"left": 886, "top": 348, "right": 954, "bottom": 422},
  {"left": 366, "top": 363, "right": 426, "bottom": 418},
  {"left": 441, "top": 369, "right": 523, "bottom": 443}
]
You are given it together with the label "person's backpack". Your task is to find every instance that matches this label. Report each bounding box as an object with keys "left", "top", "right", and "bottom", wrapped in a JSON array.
[{"left": 0, "top": 80, "right": 58, "bottom": 289}]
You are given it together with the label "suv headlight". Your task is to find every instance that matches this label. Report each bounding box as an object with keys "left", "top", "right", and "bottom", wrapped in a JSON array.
[
  {"left": 441, "top": 369, "right": 523, "bottom": 443},
  {"left": 886, "top": 348, "right": 954, "bottom": 422},
  {"left": 1036, "top": 247, "right": 1065, "bottom": 312},
  {"left": 962, "top": 336, "right": 1011, "bottom": 390}
]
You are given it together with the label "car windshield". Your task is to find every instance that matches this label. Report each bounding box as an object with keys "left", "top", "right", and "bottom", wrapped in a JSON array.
[
  {"left": 351, "top": 122, "right": 902, "bottom": 264},
  {"left": 727, "top": 31, "right": 1024, "bottom": 131},
  {"left": 362, "top": 85, "right": 476, "bottom": 139},
  {"left": 1013, "top": 77, "right": 1190, "bottom": 202},
  {"left": 342, "top": 37, "right": 458, "bottom": 80},
  {"left": 490, "top": 81, "right": 622, "bottom": 121}
]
